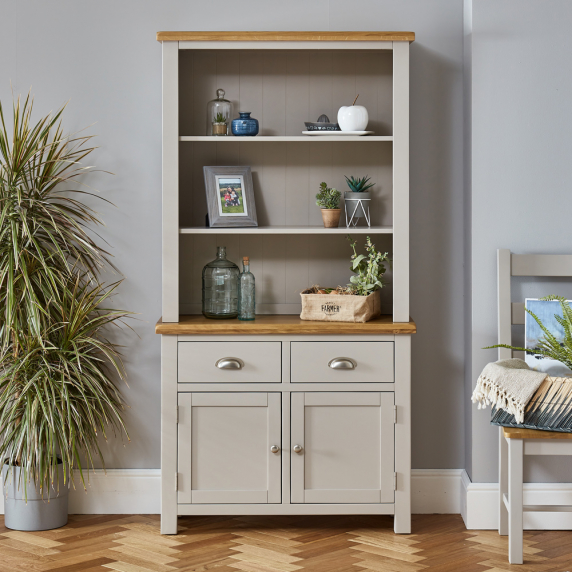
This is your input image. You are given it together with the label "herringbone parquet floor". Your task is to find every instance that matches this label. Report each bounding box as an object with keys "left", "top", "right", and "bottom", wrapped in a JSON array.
[{"left": 0, "top": 514, "right": 569, "bottom": 572}]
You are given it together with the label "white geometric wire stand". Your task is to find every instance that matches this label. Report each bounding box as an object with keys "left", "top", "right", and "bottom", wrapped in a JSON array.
[{"left": 345, "top": 198, "right": 371, "bottom": 227}]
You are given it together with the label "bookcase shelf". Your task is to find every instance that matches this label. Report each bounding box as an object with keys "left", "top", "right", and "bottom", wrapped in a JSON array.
[
  {"left": 179, "top": 225, "right": 393, "bottom": 235},
  {"left": 179, "top": 136, "right": 394, "bottom": 142}
]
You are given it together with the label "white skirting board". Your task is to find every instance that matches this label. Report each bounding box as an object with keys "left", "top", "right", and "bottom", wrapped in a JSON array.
[
  {"left": 461, "top": 470, "right": 572, "bottom": 529},
  {"left": 0, "top": 470, "right": 161, "bottom": 515},
  {"left": 3, "top": 467, "right": 568, "bottom": 526},
  {"left": 0, "top": 469, "right": 460, "bottom": 515},
  {"left": 411, "top": 469, "right": 464, "bottom": 514}
]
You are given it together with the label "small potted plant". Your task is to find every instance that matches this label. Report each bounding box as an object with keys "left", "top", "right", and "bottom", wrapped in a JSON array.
[
  {"left": 300, "top": 236, "right": 390, "bottom": 323},
  {"left": 344, "top": 175, "right": 374, "bottom": 227},
  {"left": 316, "top": 182, "right": 341, "bottom": 228},
  {"left": 212, "top": 111, "right": 228, "bottom": 136}
]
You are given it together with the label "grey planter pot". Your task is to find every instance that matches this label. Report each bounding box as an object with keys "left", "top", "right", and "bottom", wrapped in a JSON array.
[
  {"left": 344, "top": 191, "right": 371, "bottom": 226},
  {"left": 2, "top": 461, "right": 68, "bottom": 531}
]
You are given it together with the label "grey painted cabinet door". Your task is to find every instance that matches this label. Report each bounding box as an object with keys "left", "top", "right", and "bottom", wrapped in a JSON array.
[
  {"left": 291, "top": 392, "right": 394, "bottom": 504},
  {"left": 178, "top": 393, "right": 281, "bottom": 504}
]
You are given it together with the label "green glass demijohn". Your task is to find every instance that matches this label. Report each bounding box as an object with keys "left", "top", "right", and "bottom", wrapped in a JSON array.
[{"left": 202, "top": 246, "right": 240, "bottom": 319}]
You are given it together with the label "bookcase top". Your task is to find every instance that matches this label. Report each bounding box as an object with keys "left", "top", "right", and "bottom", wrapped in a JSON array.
[{"left": 156, "top": 31, "right": 415, "bottom": 43}]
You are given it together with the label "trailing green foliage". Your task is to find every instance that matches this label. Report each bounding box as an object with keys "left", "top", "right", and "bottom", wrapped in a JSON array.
[
  {"left": 486, "top": 295, "right": 572, "bottom": 372},
  {"left": 0, "top": 93, "right": 129, "bottom": 498},
  {"left": 315, "top": 182, "right": 341, "bottom": 209},
  {"left": 344, "top": 175, "right": 375, "bottom": 193},
  {"left": 347, "top": 235, "right": 389, "bottom": 296}
]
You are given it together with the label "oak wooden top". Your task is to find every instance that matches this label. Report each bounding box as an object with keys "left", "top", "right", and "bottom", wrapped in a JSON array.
[
  {"left": 155, "top": 314, "right": 417, "bottom": 335},
  {"left": 503, "top": 427, "right": 572, "bottom": 440},
  {"left": 156, "top": 31, "right": 415, "bottom": 43}
]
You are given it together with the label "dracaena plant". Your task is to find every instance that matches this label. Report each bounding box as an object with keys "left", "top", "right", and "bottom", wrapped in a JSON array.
[
  {"left": 0, "top": 93, "right": 129, "bottom": 498},
  {"left": 486, "top": 295, "right": 572, "bottom": 372}
]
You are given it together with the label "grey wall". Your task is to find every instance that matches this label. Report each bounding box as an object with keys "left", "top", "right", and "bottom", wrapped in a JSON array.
[
  {"left": 468, "top": 0, "right": 572, "bottom": 482},
  {"left": 1, "top": 0, "right": 465, "bottom": 470}
]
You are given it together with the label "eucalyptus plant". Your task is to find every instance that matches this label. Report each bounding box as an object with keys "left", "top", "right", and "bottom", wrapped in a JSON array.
[
  {"left": 347, "top": 235, "right": 389, "bottom": 296},
  {"left": 486, "top": 295, "right": 572, "bottom": 372},
  {"left": 0, "top": 94, "right": 129, "bottom": 498}
]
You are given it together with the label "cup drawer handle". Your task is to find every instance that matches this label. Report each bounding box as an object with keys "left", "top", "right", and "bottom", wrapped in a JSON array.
[
  {"left": 215, "top": 357, "right": 244, "bottom": 370},
  {"left": 328, "top": 357, "right": 357, "bottom": 370}
]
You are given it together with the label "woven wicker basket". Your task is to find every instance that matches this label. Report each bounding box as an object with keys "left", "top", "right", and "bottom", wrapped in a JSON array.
[{"left": 491, "top": 376, "right": 572, "bottom": 433}]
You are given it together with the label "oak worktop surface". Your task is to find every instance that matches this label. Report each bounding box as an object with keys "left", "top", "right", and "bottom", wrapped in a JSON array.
[{"left": 155, "top": 314, "right": 417, "bottom": 335}]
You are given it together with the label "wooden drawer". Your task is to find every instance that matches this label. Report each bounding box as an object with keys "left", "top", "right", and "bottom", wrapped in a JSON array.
[
  {"left": 290, "top": 341, "right": 393, "bottom": 383},
  {"left": 178, "top": 342, "right": 282, "bottom": 383}
]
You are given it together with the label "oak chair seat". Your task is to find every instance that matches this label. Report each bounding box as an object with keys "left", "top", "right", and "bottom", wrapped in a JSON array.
[{"left": 503, "top": 427, "right": 572, "bottom": 440}]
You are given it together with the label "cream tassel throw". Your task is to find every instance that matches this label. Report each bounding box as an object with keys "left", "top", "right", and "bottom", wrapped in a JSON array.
[{"left": 472, "top": 359, "right": 548, "bottom": 424}]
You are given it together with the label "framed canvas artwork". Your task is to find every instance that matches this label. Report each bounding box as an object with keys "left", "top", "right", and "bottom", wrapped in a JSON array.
[{"left": 525, "top": 298, "right": 572, "bottom": 376}]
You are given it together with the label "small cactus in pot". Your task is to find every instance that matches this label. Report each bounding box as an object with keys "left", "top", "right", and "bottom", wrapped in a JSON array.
[
  {"left": 344, "top": 175, "right": 374, "bottom": 226},
  {"left": 316, "top": 182, "right": 341, "bottom": 228},
  {"left": 212, "top": 112, "right": 228, "bottom": 136},
  {"left": 345, "top": 175, "right": 375, "bottom": 193}
]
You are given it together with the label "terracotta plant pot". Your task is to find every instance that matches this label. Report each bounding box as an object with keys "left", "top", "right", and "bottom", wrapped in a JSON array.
[{"left": 321, "top": 209, "right": 341, "bottom": 228}]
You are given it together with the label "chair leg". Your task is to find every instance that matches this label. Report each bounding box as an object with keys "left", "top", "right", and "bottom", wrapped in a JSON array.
[
  {"left": 499, "top": 428, "right": 508, "bottom": 536},
  {"left": 508, "top": 438, "right": 523, "bottom": 564}
]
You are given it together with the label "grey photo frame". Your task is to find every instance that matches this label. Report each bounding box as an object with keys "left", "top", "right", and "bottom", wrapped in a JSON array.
[{"left": 203, "top": 166, "right": 258, "bottom": 227}]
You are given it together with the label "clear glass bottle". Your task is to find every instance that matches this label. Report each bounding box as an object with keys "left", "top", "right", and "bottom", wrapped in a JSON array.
[
  {"left": 202, "top": 246, "right": 239, "bottom": 319},
  {"left": 206, "top": 89, "right": 231, "bottom": 136},
  {"left": 238, "top": 256, "right": 255, "bottom": 321}
]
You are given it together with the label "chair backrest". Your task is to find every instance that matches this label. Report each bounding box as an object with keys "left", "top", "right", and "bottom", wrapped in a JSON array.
[{"left": 497, "top": 249, "right": 572, "bottom": 360}]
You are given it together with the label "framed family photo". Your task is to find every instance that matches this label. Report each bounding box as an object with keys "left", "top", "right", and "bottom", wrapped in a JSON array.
[{"left": 203, "top": 166, "right": 258, "bottom": 227}]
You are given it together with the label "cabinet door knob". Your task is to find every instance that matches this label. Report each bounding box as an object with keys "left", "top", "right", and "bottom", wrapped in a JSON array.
[
  {"left": 215, "top": 357, "right": 244, "bottom": 370},
  {"left": 293, "top": 445, "right": 303, "bottom": 453},
  {"left": 328, "top": 357, "right": 357, "bottom": 370},
  {"left": 270, "top": 445, "right": 280, "bottom": 453}
]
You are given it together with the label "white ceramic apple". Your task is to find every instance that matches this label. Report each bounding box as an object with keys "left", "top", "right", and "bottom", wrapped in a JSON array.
[{"left": 337, "top": 105, "right": 369, "bottom": 131}]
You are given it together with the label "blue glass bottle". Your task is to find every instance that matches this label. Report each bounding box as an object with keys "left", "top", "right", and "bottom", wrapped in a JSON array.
[
  {"left": 231, "top": 112, "right": 259, "bottom": 136},
  {"left": 238, "top": 256, "right": 255, "bottom": 321},
  {"left": 202, "top": 246, "right": 239, "bottom": 319}
]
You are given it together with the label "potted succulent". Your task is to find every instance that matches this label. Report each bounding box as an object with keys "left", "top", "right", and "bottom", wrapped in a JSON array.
[
  {"left": 300, "top": 236, "right": 390, "bottom": 323},
  {"left": 0, "top": 94, "right": 130, "bottom": 531},
  {"left": 316, "top": 182, "right": 341, "bottom": 228},
  {"left": 344, "top": 175, "right": 374, "bottom": 226},
  {"left": 212, "top": 111, "right": 228, "bottom": 136}
]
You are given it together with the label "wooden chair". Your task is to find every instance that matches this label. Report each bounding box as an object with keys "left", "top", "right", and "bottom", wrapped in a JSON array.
[{"left": 497, "top": 249, "right": 572, "bottom": 564}]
